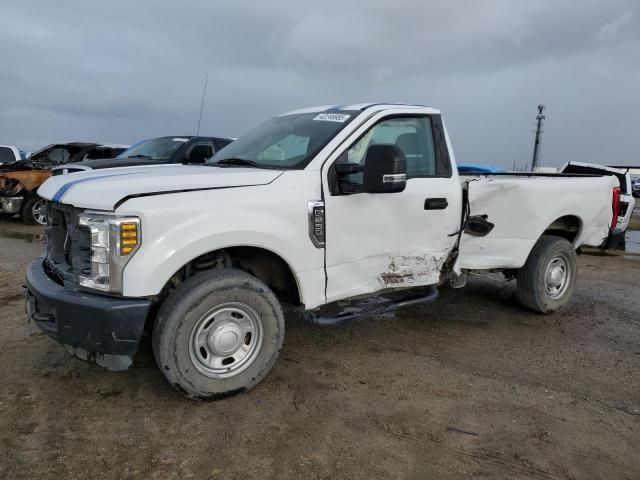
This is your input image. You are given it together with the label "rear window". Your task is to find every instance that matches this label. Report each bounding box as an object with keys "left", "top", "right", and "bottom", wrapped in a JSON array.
[
  {"left": 117, "top": 137, "right": 188, "bottom": 161},
  {"left": 84, "top": 147, "right": 125, "bottom": 160}
]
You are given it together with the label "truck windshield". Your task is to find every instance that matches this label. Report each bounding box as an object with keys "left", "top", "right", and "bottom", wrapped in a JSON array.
[
  {"left": 117, "top": 137, "right": 190, "bottom": 161},
  {"left": 209, "top": 111, "right": 358, "bottom": 169}
]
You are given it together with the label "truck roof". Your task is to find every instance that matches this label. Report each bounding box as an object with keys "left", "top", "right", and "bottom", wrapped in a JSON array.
[{"left": 280, "top": 103, "right": 440, "bottom": 116}]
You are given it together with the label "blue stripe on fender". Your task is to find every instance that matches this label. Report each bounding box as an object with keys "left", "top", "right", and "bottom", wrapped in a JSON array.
[{"left": 52, "top": 173, "right": 134, "bottom": 203}]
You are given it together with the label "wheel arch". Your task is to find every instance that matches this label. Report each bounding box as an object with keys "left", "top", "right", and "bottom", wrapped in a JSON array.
[
  {"left": 159, "top": 245, "right": 303, "bottom": 307},
  {"left": 540, "top": 214, "right": 583, "bottom": 245}
]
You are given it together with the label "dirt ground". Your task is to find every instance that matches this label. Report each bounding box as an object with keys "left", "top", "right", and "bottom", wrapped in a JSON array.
[{"left": 1, "top": 216, "right": 639, "bottom": 480}]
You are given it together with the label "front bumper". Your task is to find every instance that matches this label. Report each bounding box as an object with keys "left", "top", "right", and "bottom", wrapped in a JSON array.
[
  {"left": 25, "top": 257, "right": 151, "bottom": 370},
  {"left": 0, "top": 196, "right": 23, "bottom": 214}
]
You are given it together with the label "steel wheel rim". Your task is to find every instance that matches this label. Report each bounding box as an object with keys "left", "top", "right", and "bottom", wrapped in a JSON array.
[
  {"left": 545, "top": 254, "right": 570, "bottom": 300},
  {"left": 188, "top": 302, "right": 263, "bottom": 379},
  {"left": 32, "top": 199, "right": 48, "bottom": 225}
]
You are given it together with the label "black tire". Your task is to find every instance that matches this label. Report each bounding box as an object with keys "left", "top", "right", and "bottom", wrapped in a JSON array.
[
  {"left": 517, "top": 235, "right": 578, "bottom": 314},
  {"left": 21, "top": 195, "right": 48, "bottom": 225},
  {"left": 152, "top": 268, "right": 285, "bottom": 400}
]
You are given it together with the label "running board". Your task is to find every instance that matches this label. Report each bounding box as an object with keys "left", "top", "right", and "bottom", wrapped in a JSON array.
[{"left": 306, "top": 286, "right": 439, "bottom": 327}]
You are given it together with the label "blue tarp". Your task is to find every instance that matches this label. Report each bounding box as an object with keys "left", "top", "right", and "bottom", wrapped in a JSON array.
[{"left": 457, "top": 162, "right": 507, "bottom": 174}]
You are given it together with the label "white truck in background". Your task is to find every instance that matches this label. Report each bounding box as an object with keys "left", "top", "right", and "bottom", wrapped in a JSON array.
[
  {"left": 28, "top": 103, "right": 621, "bottom": 400},
  {"left": 0, "top": 145, "right": 22, "bottom": 165},
  {"left": 561, "top": 161, "right": 635, "bottom": 246}
]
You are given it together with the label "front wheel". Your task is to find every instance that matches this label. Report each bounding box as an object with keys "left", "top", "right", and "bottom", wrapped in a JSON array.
[
  {"left": 517, "top": 235, "right": 578, "bottom": 314},
  {"left": 152, "top": 268, "right": 285, "bottom": 400}
]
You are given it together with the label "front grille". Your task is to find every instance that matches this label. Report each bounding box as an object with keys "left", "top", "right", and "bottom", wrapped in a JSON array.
[{"left": 45, "top": 203, "right": 91, "bottom": 285}]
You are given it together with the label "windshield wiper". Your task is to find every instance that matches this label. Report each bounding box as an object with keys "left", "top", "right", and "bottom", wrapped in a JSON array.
[
  {"left": 215, "top": 158, "right": 263, "bottom": 168},
  {"left": 125, "top": 154, "right": 153, "bottom": 160}
]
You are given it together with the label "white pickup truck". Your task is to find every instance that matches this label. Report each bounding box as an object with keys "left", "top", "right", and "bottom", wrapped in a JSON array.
[
  {"left": 0, "top": 145, "right": 22, "bottom": 165},
  {"left": 28, "top": 103, "right": 621, "bottom": 400}
]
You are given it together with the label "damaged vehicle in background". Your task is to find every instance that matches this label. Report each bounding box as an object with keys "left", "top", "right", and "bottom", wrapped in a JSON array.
[
  {"left": 51, "top": 136, "right": 234, "bottom": 176},
  {"left": 28, "top": 103, "right": 623, "bottom": 400},
  {"left": 0, "top": 142, "right": 126, "bottom": 224}
]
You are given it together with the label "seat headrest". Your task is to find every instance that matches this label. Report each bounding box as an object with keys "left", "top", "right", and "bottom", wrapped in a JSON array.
[{"left": 396, "top": 133, "right": 421, "bottom": 155}]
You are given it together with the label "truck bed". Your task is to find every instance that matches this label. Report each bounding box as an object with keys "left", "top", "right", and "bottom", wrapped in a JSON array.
[{"left": 457, "top": 173, "right": 618, "bottom": 270}]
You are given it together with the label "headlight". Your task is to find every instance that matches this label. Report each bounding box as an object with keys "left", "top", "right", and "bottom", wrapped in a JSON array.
[{"left": 78, "top": 214, "right": 141, "bottom": 293}]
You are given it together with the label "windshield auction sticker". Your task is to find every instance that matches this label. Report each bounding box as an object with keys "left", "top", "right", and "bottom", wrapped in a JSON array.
[{"left": 313, "top": 113, "right": 351, "bottom": 123}]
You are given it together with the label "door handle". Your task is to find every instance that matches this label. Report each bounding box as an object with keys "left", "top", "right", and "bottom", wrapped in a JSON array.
[{"left": 424, "top": 198, "right": 448, "bottom": 210}]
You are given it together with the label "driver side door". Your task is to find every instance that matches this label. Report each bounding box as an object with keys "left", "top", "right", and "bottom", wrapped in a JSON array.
[{"left": 322, "top": 113, "right": 461, "bottom": 303}]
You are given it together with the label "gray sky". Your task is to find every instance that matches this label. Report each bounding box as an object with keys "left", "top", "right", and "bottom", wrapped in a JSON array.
[{"left": 1, "top": 0, "right": 638, "bottom": 168}]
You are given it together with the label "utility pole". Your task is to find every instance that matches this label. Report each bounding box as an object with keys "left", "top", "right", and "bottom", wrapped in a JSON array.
[{"left": 531, "top": 104, "right": 546, "bottom": 172}]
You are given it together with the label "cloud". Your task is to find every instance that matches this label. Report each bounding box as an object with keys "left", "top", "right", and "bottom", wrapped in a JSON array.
[
  {"left": 597, "top": 10, "right": 633, "bottom": 40},
  {"left": 0, "top": 0, "right": 639, "bottom": 167}
]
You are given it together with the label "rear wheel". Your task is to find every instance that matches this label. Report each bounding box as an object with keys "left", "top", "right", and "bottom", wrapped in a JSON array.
[
  {"left": 152, "top": 268, "right": 285, "bottom": 400},
  {"left": 21, "top": 195, "right": 48, "bottom": 225},
  {"left": 517, "top": 235, "right": 577, "bottom": 314}
]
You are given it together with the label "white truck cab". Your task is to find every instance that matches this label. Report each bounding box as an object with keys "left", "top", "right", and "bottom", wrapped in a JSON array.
[
  {"left": 28, "top": 103, "right": 621, "bottom": 399},
  {"left": 0, "top": 145, "right": 22, "bottom": 165}
]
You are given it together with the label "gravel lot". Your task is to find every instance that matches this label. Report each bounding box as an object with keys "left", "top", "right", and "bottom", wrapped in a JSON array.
[{"left": 1, "top": 216, "right": 639, "bottom": 479}]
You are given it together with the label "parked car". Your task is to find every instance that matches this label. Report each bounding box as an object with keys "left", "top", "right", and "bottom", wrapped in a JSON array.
[
  {"left": 561, "top": 162, "right": 635, "bottom": 247},
  {"left": 0, "top": 145, "right": 22, "bottom": 165},
  {"left": 0, "top": 142, "right": 126, "bottom": 224},
  {"left": 51, "top": 136, "right": 233, "bottom": 175},
  {"left": 29, "top": 103, "right": 621, "bottom": 399}
]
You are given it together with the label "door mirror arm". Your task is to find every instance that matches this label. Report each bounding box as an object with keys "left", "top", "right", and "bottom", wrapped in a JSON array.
[{"left": 335, "top": 162, "right": 361, "bottom": 175}]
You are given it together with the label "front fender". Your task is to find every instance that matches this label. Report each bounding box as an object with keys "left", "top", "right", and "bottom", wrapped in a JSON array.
[{"left": 117, "top": 175, "right": 324, "bottom": 306}]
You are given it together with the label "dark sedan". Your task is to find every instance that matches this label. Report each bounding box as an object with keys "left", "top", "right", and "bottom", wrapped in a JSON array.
[{"left": 51, "top": 136, "right": 233, "bottom": 176}]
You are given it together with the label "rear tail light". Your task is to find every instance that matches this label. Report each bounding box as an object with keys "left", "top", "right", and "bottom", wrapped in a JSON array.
[{"left": 611, "top": 186, "right": 621, "bottom": 229}]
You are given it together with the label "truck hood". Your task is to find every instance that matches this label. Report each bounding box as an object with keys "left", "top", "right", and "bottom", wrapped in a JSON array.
[{"left": 38, "top": 164, "right": 283, "bottom": 210}]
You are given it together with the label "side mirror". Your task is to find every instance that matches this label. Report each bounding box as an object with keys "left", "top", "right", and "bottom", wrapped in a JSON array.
[{"left": 362, "top": 144, "right": 407, "bottom": 193}]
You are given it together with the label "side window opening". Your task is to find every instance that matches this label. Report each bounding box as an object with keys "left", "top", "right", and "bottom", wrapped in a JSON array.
[
  {"left": 187, "top": 142, "right": 215, "bottom": 163},
  {"left": 214, "top": 139, "right": 232, "bottom": 152},
  {"left": 339, "top": 116, "right": 437, "bottom": 185},
  {"left": 47, "top": 147, "right": 71, "bottom": 163}
]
